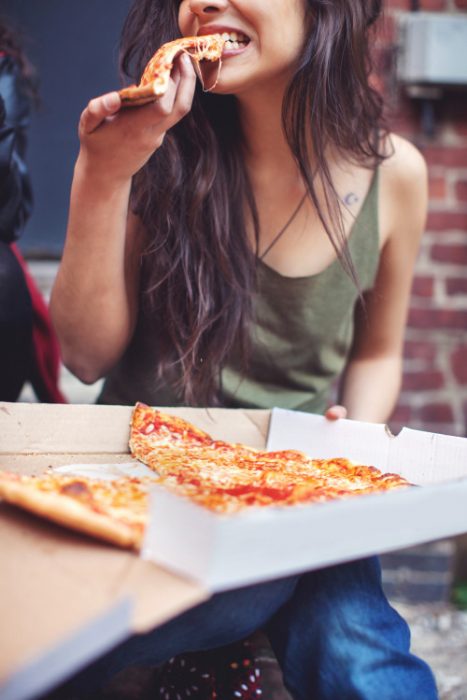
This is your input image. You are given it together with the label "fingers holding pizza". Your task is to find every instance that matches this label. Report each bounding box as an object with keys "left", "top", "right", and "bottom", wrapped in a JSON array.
[
  {"left": 76, "top": 34, "right": 225, "bottom": 184},
  {"left": 325, "top": 405, "right": 348, "bottom": 421},
  {"left": 77, "top": 53, "right": 197, "bottom": 184}
]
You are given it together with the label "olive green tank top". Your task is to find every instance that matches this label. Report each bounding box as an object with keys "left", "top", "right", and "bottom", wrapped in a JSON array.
[{"left": 99, "top": 171, "right": 380, "bottom": 413}]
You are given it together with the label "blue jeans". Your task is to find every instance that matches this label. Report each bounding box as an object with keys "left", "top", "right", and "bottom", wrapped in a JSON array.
[{"left": 66, "top": 557, "right": 438, "bottom": 699}]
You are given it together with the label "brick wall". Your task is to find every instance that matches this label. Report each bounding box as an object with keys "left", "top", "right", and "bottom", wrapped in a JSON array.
[
  {"left": 373, "top": 1, "right": 467, "bottom": 602},
  {"left": 375, "top": 0, "right": 467, "bottom": 438}
]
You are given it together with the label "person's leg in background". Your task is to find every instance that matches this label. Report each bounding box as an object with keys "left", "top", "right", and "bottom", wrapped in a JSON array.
[
  {"left": 0, "top": 241, "right": 33, "bottom": 400},
  {"left": 267, "top": 556, "right": 439, "bottom": 700}
]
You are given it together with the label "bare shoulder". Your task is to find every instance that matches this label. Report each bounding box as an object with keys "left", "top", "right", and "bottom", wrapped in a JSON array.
[
  {"left": 380, "top": 133, "right": 427, "bottom": 191},
  {"left": 379, "top": 133, "right": 428, "bottom": 247}
]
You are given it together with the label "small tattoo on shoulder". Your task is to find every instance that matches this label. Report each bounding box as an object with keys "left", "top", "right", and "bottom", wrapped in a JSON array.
[{"left": 343, "top": 192, "right": 359, "bottom": 206}]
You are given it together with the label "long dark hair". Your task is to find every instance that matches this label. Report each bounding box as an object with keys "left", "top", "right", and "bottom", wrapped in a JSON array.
[{"left": 120, "top": 0, "right": 388, "bottom": 406}]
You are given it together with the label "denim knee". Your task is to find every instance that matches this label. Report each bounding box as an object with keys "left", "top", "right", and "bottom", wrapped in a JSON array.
[{"left": 267, "top": 558, "right": 439, "bottom": 700}]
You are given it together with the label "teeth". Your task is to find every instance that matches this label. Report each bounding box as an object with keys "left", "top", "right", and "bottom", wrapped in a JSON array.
[{"left": 221, "top": 31, "right": 248, "bottom": 43}]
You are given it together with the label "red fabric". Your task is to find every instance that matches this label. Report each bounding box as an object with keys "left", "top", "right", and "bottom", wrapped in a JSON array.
[{"left": 11, "top": 244, "right": 67, "bottom": 403}]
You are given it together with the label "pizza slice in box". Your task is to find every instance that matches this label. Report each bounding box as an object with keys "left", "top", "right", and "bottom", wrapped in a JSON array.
[
  {"left": 129, "top": 403, "right": 412, "bottom": 515},
  {"left": 0, "top": 471, "right": 147, "bottom": 549}
]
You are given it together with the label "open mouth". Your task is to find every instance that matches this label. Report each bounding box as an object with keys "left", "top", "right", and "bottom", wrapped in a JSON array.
[{"left": 220, "top": 31, "right": 250, "bottom": 51}]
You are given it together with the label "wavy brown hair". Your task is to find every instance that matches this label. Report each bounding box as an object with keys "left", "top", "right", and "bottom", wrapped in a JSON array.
[{"left": 120, "top": 0, "right": 388, "bottom": 406}]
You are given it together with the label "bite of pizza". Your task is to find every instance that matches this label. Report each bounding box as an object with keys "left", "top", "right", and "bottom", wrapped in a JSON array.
[{"left": 119, "top": 34, "right": 225, "bottom": 107}]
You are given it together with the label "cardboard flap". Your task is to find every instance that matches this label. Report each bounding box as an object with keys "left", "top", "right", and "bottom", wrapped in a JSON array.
[
  {"left": 391, "top": 428, "right": 467, "bottom": 483},
  {"left": 0, "top": 403, "right": 270, "bottom": 454},
  {"left": 267, "top": 408, "right": 467, "bottom": 484},
  {"left": 0, "top": 403, "right": 133, "bottom": 454},
  {"left": 116, "top": 556, "right": 208, "bottom": 632},
  {"left": 0, "top": 504, "right": 133, "bottom": 683},
  {"left": 0, "top": 504, "right": 207, "bottom": 688}
]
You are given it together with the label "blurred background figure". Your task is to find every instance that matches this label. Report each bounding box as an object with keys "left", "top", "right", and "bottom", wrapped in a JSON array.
[{"left": 0, "top": 17, "right": 65, "bottom": 402}]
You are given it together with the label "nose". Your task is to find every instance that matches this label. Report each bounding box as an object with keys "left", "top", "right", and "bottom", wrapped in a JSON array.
[{"left": 188, "top": 0, "right": 228, "bottom": 16}]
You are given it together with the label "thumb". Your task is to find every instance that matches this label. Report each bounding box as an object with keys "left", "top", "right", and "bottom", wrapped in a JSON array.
[{"left": 324, "top": 405, "right": 348, "bottom": 421}]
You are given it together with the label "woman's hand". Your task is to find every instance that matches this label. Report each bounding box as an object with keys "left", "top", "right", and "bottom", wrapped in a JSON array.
[
  {"left": 76, "top": 54, "right": 196, "bottom": 185},
  {"left": 324, "top": 405, "right": 348, "bottom": 420}
]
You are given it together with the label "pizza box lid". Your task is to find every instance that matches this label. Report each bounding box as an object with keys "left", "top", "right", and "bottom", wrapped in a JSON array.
[
  {"left": 142, "top": 407, "right": 467, "bottom": 591},
  {"left": 0, "top": 402, "right": 268, "bottom": 700}
]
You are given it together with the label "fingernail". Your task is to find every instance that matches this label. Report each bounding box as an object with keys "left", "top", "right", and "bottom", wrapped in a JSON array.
[{"left": 103, "top": 92, "right": 120, "bottom": 110}]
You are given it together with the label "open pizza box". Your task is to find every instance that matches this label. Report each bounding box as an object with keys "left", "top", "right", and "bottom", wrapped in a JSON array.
[
  {"left": 143, "top": 407, "right": 467, "bottom": 590},
  {"left": 2, "top": 402, "right": 467, "bottom": 700}
]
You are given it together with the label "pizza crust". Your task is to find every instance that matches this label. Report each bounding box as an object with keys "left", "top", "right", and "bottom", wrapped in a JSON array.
[{"left": 0, "top": 476, "right": 143, "bottom": 549}]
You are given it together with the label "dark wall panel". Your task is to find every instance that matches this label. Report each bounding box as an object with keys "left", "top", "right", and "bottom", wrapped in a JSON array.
[{"left": 3, "top": 0, "right": 131, "bottom": 256}]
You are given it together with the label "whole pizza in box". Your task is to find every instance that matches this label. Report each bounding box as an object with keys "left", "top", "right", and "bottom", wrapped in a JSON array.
[{"left": 0, "top": 403, "right": 411, "bottom": 549}]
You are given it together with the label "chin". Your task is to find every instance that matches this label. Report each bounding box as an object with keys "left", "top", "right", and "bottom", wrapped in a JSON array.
[{"left": 206, "top": 73, "right": 255, "bottom": 98}]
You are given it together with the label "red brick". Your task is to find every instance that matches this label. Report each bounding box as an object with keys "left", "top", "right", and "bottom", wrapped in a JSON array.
[
  {"left": 390, "top": 404, "right": 412, "bottom": 424},
  {"left": 389, "top": 115, "right": 418, "bottom": 138},
  {"left": 446, "top": 277, "right": 467, "bottom": 295},
  {"left": 375, "top": 15, "right": 396, "bottom": 44},
  {"left": 408, "top": 308, "right": 467, "bottom": 330},
  {"left": 402, "top": 371, "right": 445, "bottom": 391},
  {"left": 429, "top": 176, "right": 447, "bottom": 201},
  {"left": 411, "top": 276, "right": 434, "bottom": 297},
  {"left": 455, "top": 180, "right": 467, "bottom": 202},
  {"left": 451, "top": 345, "right": 467, "bottom": 384},
  {"left": 451, "top": 123, "right": 467, "bottom": 140},
  {"left": 420, "top": 0, "right": 449, "bottom": 7},
  {"left": 422, "top": 0, "right": 448, "bottom": 8},
  {"left": 404, "top": 340, "right": 437, "bottom": 362},
  {"left": 423, "top": 147, "right": 467, "bottom": 168},
  {"left": 455, "top": 0, "right": 467, "bottom": 9},
  {"left": 431, "top": 244, "right": 467, "bottom": 265},
  {"left": 420, "top": 403, "right": 455, "bottom": 423},
  {"left": 427, "top": 211, "right": 467, "bottom": 231},
  {"left": 384, "top": 0, "right": 410, "bottom": 9}
]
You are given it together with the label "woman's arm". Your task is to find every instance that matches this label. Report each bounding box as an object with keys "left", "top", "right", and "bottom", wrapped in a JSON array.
[
  {"left": 50, "top": 56, "right": 196, "bottom": 383},
  {"left": 330, "top": 135, "right": 428, "bottom": 423}
]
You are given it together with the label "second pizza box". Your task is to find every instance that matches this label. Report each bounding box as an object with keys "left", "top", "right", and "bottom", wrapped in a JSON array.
[{"left": 142, "top": 407, "right": 467, "bottom": 591}]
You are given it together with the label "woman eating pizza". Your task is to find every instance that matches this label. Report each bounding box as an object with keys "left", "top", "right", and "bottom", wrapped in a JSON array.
[{"left": 50, "top": 0, "right": 438, "bottom": 698}]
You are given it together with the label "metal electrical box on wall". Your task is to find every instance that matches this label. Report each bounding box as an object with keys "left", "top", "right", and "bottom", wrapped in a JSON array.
[{"left": 398, "top": 12, "right": 467, "bottom": 85}]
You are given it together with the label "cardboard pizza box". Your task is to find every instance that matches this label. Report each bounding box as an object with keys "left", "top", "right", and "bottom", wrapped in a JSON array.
[
  {"left": 0, "top": 402, "right": 271, "bottom": 700},
  {"left": 2, "top": 402, "right": 467, "bottom": 699}
]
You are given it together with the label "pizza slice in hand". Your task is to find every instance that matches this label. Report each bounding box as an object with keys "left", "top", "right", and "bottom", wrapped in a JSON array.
[{"left": 119, "top": 34, "right": 225, "bottom": 107}]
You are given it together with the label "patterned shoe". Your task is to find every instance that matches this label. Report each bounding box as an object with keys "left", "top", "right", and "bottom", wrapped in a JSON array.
[{"left": 156, "top": 639, "right": 262, "bottom": 700}]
